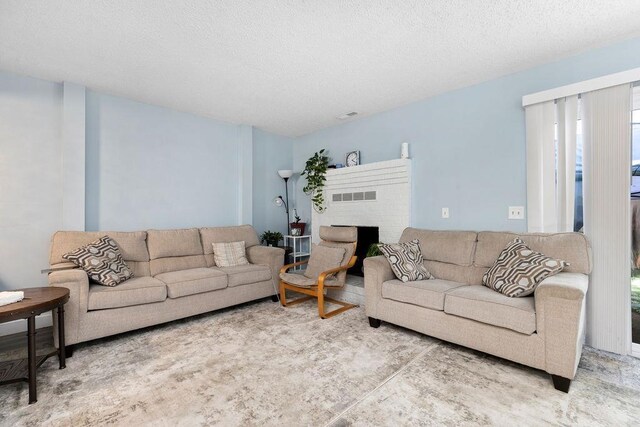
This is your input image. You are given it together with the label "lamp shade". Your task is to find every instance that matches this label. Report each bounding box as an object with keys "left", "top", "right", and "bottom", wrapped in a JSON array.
[{"left": 277, "top": 169, "right": 294, "bottom": 179}]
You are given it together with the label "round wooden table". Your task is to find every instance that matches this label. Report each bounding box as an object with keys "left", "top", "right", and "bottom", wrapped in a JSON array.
[{"left": 0, "top": 287, "right": 70, "bottom": 404}]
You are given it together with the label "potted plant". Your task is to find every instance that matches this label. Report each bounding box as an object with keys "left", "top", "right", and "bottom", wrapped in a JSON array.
[
  {"left": 290, "top": 210, "right": 306, "bottom": 236},
  {"left": 260, "top": 231, "right": 283, "bottom": 247},
  {"left": 302, "top": 149, "right": 330, "bottom": 213},
  {"left": 366, "top": 243, "right": 383, "bottom": 258}
]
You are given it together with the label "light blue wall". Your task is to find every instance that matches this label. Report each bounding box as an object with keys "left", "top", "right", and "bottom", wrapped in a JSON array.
[
  {"left": 2, "top": 35, "right": 640, "bottom": 292},
  {"left": 293, "top": 36, "right": 640, "bottom": 233},
  {"left": 0, "top": 71, "right": 63, "bottom": 290},
  {"left": 85, "top": 91, "right": 242, "bottom": 231},
  {"left": 252, "top": 128, "right": 294, "bottom": 239}
]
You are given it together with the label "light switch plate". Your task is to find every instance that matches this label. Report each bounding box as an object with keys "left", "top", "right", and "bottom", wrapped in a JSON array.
[
  {"left": 442, "top": 207, "right": 449, "bottom": 219},
  {"left": 508, "top": 206, "right": 525, "bottom": 220}
]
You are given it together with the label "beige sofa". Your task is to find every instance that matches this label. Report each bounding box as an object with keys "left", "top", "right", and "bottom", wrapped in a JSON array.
[
  {"left": 48, "top": 225, "right": 284, "bottom": 352},
  {"left": 364, "top": 228, "right": 592, "bottom": 392}
]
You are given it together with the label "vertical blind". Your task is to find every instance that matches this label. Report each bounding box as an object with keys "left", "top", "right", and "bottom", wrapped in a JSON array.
[
  {"left": 525, "top": 83, "right": 632, "bottom": 354},
  {"left": 582, "top": 84, "right": 632, "bottom": 354}
]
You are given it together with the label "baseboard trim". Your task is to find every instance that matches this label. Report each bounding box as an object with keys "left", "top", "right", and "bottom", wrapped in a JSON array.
[{"left": 0, "top": 312, "right": 52, "bottom": 337}]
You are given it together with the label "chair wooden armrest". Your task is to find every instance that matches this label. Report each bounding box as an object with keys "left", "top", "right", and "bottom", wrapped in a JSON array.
[
  {"left": 280, "top": 259, "right": 309, "bottom": 275},
  {"left": 318, "top": 256, "right": 357, "bottom": 286}
]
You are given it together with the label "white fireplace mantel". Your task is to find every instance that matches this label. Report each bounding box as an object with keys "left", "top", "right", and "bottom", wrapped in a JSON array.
[{"left": 311, "top": 158, "right": 411, "bottom": 244}]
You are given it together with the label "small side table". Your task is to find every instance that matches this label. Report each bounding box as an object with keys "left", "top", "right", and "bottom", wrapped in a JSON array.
[
  {"left": 0, "top": 287, "right": 70, "bottom": 404},
  {"left": 284, "top": 235, "right": 312, "bottom": 271}
]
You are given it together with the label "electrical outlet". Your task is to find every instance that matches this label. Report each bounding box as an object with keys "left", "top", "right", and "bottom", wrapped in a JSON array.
[
  {"left": 442, "top": 207, "right": 449, "bottom": 219},
  {"left": 508, "top": 206, "right": 524, "bottom": 220}
]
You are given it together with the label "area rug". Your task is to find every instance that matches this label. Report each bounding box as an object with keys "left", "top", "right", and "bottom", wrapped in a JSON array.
[{"left": 0, "top": 299, "right": 638, "bottom": 426}]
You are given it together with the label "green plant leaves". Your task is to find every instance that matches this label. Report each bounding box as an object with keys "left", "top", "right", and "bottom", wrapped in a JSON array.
[
  {"left": 301, "top": 149, "right": 329, "bottom": 212},
  {"left": 260, "top": 230, "right": 283, "bottom": 244}
]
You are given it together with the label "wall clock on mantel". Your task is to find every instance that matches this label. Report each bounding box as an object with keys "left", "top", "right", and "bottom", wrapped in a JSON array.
[{"left": 346, "top": 150, "right": 360, "bottom": 167}]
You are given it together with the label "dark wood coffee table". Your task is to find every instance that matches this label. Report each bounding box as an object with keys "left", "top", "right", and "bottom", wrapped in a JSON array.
[{"left": 0, "top": 287, "right": 70, "bottom": 404}]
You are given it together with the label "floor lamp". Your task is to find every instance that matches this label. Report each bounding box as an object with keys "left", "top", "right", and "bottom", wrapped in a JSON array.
[{"left": 276, "top": 169, "right": 293, "bottom": 235}]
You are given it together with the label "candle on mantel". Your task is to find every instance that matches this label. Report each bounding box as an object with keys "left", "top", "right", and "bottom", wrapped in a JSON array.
[{"left": 401, "top": 142, "right": 410, "bottom": 159}]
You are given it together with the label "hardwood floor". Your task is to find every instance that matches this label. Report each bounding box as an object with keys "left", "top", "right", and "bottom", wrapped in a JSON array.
[{"left": 0, "top": 327, "right": 54, "bottom": 362}]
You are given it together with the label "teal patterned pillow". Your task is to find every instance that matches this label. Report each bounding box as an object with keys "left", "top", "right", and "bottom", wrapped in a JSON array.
[{"left": 379, "top": 239, "right": 434, "bottom": 283}]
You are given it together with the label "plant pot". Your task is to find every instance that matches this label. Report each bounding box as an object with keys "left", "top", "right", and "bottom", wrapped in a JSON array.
[{"left": 290, "top": 222, "right": 306, "bottom": 236}]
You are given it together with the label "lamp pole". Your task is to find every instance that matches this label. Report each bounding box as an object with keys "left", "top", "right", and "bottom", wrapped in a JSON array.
[
  {"left": 283, "top": 177, "right": 290, "bottom": 235},
  {"left": 277, "top": 170, "right": 294, "bottom": 236}
]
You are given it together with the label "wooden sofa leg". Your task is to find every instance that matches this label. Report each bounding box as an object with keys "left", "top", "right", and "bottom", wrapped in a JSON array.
[
  {"left": 368, "top": 317, "right": 381, "bottom": 328},
  {"left": 271, "top": 294, "right": 279, "bottom": 302},
  {"left": 551, "top": 375, "right": 571, "bottom": 393},
  {"left": 65, "top": 345, "right": 75, "bottom": 358}
]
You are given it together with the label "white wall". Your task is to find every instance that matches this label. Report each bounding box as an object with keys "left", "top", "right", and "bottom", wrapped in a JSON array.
[{"left": 0, "top": 71, "right": 63, "bottom": 290}]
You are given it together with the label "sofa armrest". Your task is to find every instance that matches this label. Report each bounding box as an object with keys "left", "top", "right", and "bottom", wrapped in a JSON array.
[
  {"left": 48, "top": 269, "right": 89, "bottom": 346},
  {"left": 534, "top": 272, "right": 588, "bottom": 379},
  {"left": 363, "top": 255, "right": 394, "bottom": 318},
  {"left": 246, "top": 245, "right": 285, "bottom": 288}
]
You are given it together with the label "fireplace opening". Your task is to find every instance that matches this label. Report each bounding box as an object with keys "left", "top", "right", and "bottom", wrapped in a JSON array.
[{"left": 332, "top": 225, "right": 379, "bottom": 277}]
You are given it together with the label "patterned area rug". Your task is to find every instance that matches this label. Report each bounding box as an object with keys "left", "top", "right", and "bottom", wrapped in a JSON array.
[{"left": 1, "top": 299, "right": 639, "bottom": 426}]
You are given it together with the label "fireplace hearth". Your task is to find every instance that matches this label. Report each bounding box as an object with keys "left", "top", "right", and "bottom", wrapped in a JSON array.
[{"left": 333, "top": 225, "right": 379, "bottom": 277}]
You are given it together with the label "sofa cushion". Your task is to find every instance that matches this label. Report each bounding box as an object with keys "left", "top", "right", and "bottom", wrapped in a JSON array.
[
  {"left": 155, "top": 268, "right": 227, "bottom": 298},
  {"left": 51, "top": 231, "right": 149, "bottom": 265},
  {"left": 212, "top": 241, "right": 250, "bottom": 267},
  {"left": 150, "top": 255, "right": 207, "bottom": 276},
  {"left": 201, "top": 225, "right": 260, "bottom": 267},
  {"left": 399, "top": 228, "right": 478, "bottom": 266},
  {"left": 483, "top": 238, "right": 568, "bottom": 297},
  {"left": 379, "top": 240, "right": 433, "bottom": 283},
  {"left": 475, "top": 231, "right": 591, "bottom": 274},
  {"left": 88, "top": 276, "right": 166, "bottom": 310},
  {"left": 147, "top": 228, "right": 203, "bottom": 260},
  {"left": 444, "top": 285, "right": 536, "bottom": 335},
  {"left": 382, "top": 279, "right": 468, "bottom": 311},
  {"left": 200, "top": 225, "right": 260, "bottom": 249},
  {"left": 63, "top": 236, "right": 133, "bottom": 287},
  {"left": 216, "top": 264, "right": 272, "bottom": 287}
]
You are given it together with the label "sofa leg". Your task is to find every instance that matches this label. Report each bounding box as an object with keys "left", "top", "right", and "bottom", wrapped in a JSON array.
[
  {"left": 368, "top": 317, "right": 381, "bottom": 328},
  {"left": 65, "top": 345, "right": 75, "bottom": 358},
  {"left": 271, "top": 294, "right": 279, "bottom": 302},
  {"left": 551, "top": 375, "right": 571, "bottom": 393}
]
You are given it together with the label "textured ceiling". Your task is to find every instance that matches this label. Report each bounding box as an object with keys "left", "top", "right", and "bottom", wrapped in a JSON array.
[{"left": 2, "top": 1, "right": 640, "bottom": 137}]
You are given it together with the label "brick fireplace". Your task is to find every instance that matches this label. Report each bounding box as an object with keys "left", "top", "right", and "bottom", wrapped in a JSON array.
[{"left": 312, "top": 158, "right": 412, "bottom": 249}]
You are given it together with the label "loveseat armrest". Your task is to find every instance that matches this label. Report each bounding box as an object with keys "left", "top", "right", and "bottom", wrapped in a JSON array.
[
  {"left": 48, "top": 268, "right": 89, "bottom": 346},
  {"left": 246, "top": 245, "right": 285, "bottom": 288},
  {"left": 363, "top": 255, "right": 394, "bottom": 318},
  {"left": 534, "top": 272, "right": 588, "bottom": 379}
]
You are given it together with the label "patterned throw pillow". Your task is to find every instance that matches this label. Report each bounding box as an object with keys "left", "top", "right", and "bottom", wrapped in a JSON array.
[
  {"left": 212, "top": 241, "right": 249, "bottom": 267},
  {"left": 482, "top": 237, "right": 569, "bottom": 297},
  {"left": 63, "top": 235, "right": 133, "bottom": 287},
  {"left": 379, "top": 239, "right": 434, "bottom": 283}
]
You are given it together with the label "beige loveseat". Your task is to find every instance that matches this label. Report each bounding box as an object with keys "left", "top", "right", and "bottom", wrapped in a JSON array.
[
  {"left": 364, "top": 228, "right": 592, "bottom": 392},
  {"left": 48, "top": 225, "right": 283, "bottom": 351}
]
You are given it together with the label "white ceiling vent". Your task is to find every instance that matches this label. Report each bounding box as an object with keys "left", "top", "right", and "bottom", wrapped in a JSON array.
[{"left": 337, "top": 112, "right": 358, "bottom": 120}]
